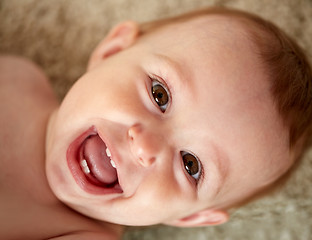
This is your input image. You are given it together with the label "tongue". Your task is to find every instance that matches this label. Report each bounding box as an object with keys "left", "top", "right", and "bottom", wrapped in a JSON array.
[{"left": 83, "top": 135, "right": 117, "bottom": 185}]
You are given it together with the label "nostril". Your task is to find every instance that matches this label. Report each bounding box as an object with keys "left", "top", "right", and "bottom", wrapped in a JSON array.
[
  {"left": 128, "top": 130, "right": 132, "bottom": 140},
  {"left": 138, "top": 156, "right": 155, "bottom": 167},
  {"left": 128, "top": 124, "right": 141, "bottom": 141}
]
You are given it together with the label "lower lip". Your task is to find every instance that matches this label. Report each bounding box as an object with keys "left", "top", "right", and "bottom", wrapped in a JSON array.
[{"left": 66, "top": 126, "right": 123, "bottom": 195}]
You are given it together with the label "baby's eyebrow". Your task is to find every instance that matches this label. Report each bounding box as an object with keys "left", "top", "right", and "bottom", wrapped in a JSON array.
[
  {"left": 153, "top": 53, "right": 195, "bottom": 93},
  {"left": 213, "top": 144, "right": 230, "bottom": 195},
  {"left": 199, "top": 143, "right": 230, "bottom": 198}
]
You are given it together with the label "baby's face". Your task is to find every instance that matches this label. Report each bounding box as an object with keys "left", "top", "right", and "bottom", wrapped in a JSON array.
[{"left": 46, "top": 15, "right": 292, "bottom": 226}]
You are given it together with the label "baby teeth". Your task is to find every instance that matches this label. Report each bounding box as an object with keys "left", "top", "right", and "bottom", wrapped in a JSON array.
[
  {"left": 106, "top": 147, "right": 111, "bottom": 157},
  {"left": 105, "top": 147, "right": 116, "bottom": 168},
  {"left": 81, "top": 159, "right": 88, "bottom": 167},
  {"left": 80, "top": 159, "right": 90, "bottom": 174},
  {"left": 110, "top": 160, "right": 116, "bottom": 169}
]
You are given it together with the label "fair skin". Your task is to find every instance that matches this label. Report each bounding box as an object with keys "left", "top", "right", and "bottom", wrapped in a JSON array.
[
  {"left": 1, "top": 14, "right": 293, "bottom": 239},
  {"left": 46, "top": 14, "right": 292, "bottom": 228}
]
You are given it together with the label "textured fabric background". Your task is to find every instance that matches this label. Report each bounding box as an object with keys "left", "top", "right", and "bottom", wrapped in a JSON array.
[{"left": 1, "top": 1, "right": 311, "bottom": 239}]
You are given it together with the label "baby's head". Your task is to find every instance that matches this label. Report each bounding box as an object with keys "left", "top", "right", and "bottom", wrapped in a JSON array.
[{"left": 46, "top": 7, "right": 312, "bottom": 227}]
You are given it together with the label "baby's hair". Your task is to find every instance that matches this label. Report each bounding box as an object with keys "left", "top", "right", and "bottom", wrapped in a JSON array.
[{"left": 139, "top": 7, "right": 312, "bottom": 154}]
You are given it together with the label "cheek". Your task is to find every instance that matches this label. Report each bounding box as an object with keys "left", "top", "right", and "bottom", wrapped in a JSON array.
[
  {"left": 70, "top": 74, "right": 144, "bottom": 118},
  {"left": 45, "top": 150, "right": 73, "bottom": 202},
  {"left": 131, "top": 173, "right": 191, "bottom": 215}
]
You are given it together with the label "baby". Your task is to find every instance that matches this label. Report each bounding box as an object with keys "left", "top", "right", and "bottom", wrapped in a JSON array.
[{"left": 1, "top": 6, "right": 311, "bottom": 240}]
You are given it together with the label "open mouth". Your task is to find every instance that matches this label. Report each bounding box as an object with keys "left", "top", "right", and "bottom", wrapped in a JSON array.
[{"left": 67, "top": 126, "right": 123, "bottom": 195}]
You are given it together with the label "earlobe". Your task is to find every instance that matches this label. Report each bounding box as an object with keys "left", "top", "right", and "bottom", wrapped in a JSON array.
[
  {"left": 166, "top": 209, "right": 229, "bottom": 227},
  {"left": 87, "top": 21, "right": 140, "bottom": 71}
]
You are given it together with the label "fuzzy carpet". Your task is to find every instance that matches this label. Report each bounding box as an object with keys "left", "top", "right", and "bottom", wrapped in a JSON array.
[{"left": 1, "top": 0, "right": 311, "bottom": 239}]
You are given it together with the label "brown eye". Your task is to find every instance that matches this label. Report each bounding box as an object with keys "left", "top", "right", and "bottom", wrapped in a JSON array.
[
  {"left": 182, "top": 151, "right": 201, "bottom": 180},
  {"left": 151, "top": 79, "right": 169, "bottom": 112}
]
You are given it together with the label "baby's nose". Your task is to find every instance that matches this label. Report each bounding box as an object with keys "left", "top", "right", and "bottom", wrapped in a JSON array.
[{"left": 128, "top": 124, "right": 165, "bottom": 167}]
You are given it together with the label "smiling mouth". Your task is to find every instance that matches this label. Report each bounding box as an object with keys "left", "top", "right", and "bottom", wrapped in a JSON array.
[{"left": 67, "top": 127, "right": 123, "bottom": 195}]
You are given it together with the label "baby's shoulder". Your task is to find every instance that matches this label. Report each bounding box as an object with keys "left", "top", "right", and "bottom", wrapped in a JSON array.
[
  {"left": 0, "top": 55, "right": 58, "bottom": 144},
  {"left": 0, "top": 55, "right": 58, "bottom": 111}
]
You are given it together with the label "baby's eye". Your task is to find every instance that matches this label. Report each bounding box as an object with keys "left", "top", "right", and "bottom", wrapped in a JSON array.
[
  {"left": 181, "top": 151, "right": 202, "bottom": 181},
  {"left": 151, "top": 77, "right": 170, "bottom": 113}
]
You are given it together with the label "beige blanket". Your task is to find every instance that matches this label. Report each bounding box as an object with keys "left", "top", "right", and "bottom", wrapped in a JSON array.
[{"left": 1, "top": 0, "right": 311, "bottom": 239}]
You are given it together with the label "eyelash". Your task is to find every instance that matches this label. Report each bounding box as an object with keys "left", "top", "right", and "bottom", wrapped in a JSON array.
[{"left": 196, "top": 164, "right": 205, "bottom": 188}]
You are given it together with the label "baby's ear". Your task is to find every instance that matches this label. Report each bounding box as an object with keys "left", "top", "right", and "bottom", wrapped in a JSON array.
[
  {"left": 165, "top": 209, "right": 229, "bottom": 227},
  {"left": 87, "top": 21, "right": 140, "bottom": 71}
]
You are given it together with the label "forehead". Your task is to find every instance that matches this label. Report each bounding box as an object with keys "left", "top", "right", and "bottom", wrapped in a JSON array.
[
  {"left": 141, "top": 14, "right": 252, "bottom": 51},
  {"left": 138, "top": 16, "right": 290, "bottom": 205},
  {"left": 139, "top": 15, "right": 263, "bottom": 99}
]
